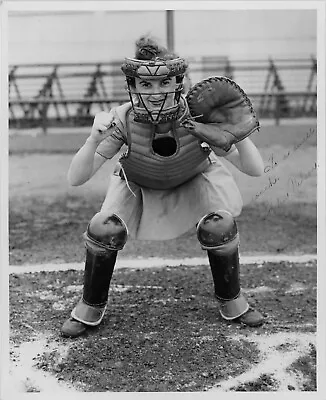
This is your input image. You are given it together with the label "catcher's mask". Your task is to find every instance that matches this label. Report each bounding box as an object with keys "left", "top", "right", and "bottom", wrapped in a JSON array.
[{"left": 121, "top": 57, "right": 188, "bottom": 124}]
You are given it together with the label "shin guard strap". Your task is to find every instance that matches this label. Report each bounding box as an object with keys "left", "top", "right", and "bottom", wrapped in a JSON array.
[
  {"left": 71, "top": 298, "right": 106, "bottom": 326},
  {"left": 218, "top": 293, "right": 249, "bottom": 320}
]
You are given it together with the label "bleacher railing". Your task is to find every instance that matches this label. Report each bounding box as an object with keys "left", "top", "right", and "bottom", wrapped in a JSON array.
[{"left": 9, "top": 56, "right": 317, "bottom": 132}]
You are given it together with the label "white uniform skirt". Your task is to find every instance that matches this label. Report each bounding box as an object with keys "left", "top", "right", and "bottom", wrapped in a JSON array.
[{"left": 100, "top": 156, "right": 243, "bottom": 241}]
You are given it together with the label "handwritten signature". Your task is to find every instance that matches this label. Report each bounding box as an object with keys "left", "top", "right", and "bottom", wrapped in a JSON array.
[
  {"left": 252, "top": 128, "right": 317, "bottom": 201},
  {"left": 262, "top": 162, "right": 317, "bottom": 220},
  {"left": 263, "top": 127, "right": 316, "bottom": 174},
  {"left": 248, "top": 127, "right": 317, "bottom": 253}
]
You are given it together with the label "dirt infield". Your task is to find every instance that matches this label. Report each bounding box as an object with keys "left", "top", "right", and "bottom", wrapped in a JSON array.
[{"left": 9, "top": 258, "right": 316, "bottom": 393}]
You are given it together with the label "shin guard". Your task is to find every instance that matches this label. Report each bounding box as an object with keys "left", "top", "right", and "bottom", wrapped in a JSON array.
[
  {"left": 71, "top": 248, "right": 117, "bottom": 326},
  {"left": 197, "top": 210, "right": 249, "bottom": 319},
  {"left": 71, "top": 213, "right": 128, "bottom": 326},
  {"left": 83, "top": 248, "right": 117, "bottom": 307},
  {"left": 207, "top": 248, "right": 240, "bottom": 301},
  {"left": 207, "top": 248, "right": 248, "bottom": 319}
]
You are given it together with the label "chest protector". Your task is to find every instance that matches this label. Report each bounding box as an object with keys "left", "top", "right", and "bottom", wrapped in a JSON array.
[{"left": 119, "top": 105, "right": 211, "bottom": 190}]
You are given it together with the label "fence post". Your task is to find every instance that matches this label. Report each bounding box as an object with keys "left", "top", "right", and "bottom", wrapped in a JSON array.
[
  {"left": 225, "top": 59, "right": 233, "bottom": 79},
  {"left": 302, "top": 56, "right": 317, "bottom": 114},
  {"left": 57, "top": 73, "right": 70, "bottom": 119},
  {"left": 270, "top": 59, "right": 289, "bottom": 125},
  {"left": 9, "top": 66, "right": 30, "bottom": 126},
  {"left": 77, "top": 64, "right": 101, "bottom": 118},
  {"left": 260, "top": 59, "right": 273, "bottom": 118},
  {"left": 36, "top": 66, "right": 58, "bottom": 133},
  {"left": 275, "top": 93, "right": 281, "bottom": 126}
]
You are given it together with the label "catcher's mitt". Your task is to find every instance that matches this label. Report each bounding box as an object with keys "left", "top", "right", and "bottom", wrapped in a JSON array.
[{"left": 183, "top": 76, "right": 260, "bottom": 152}]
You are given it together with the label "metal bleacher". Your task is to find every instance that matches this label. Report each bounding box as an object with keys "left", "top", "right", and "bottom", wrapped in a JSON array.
[
  {"left": 9, "top": 56, "right": 317, "bottom": 132},
  {"left": 193, "top": 57, "right": 317, "bottom": 120},
  {"left": 9, "top": 62, "right": 129, "bottom": 123}
]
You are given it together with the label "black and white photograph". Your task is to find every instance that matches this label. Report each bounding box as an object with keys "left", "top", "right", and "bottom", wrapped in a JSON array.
[{"left": 1, "top": 0, "right": 325, "bottom": 396}]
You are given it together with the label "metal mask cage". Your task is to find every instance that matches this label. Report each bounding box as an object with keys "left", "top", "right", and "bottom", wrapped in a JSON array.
[{"left": 121, "top": 57, "right": 188, "bottom": 124}]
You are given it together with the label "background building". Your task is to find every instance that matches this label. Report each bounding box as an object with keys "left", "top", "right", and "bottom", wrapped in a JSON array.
[{"left": 8, "top": 10, "right": 316, "bottom": 64}]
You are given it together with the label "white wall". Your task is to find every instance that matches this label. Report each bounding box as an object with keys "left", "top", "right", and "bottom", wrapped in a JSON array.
[{"left": 8, "top": 9, "right": 317, "bottom": 65}]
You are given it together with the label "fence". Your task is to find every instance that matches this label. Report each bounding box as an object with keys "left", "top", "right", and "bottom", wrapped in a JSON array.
[{"left": 8, "top": 56, "right": 317, "bottom": 132}]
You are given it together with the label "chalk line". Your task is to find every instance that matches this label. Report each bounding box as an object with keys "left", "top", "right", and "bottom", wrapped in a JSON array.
[{"left": 10, "top": 254, "right": 317, "bottom": 274}]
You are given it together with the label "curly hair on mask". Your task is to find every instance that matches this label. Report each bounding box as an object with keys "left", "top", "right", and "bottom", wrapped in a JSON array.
[{"left": 135, "top": 35, "right": 178, "bottom": 61}]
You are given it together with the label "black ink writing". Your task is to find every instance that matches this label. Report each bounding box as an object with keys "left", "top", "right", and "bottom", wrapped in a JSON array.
[
  {"left": 263, "top": 128, "right": 316, "bottom": 174},
  {"left": 261, "top": 162, "right": 317, "bottom": 220},
  {"left": 264, "top": 153, "right": 278, "bottom": 173},
  {"left": 288, "top": 162, "right": 317, "bottom": 194},
  {"left": 254, "top": 175, "right": 280, "bottom": 200}
]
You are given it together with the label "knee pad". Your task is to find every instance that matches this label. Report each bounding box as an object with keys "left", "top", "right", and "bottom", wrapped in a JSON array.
[
  {"left": 196, "top": 210, "right": 239, "bottom": 254},
  {"left": 84, "top": 212, "right": 128, "bottom": 254}
]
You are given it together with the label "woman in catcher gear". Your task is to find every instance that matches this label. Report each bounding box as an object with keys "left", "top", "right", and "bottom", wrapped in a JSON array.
[{"left": 61, "top": 35, "right": 265, "bottom": 338}]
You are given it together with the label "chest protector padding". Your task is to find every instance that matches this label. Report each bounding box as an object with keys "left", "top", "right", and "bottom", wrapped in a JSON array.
[{"left": 119, "top": 108, "right": 211, "bottom": 189}]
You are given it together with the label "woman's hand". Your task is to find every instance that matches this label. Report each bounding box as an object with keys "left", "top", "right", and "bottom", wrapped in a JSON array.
[
  {"left": 180, "top": 119, "right": 234, "bottom": 152},
  {"left": 89, "top": 111, "right": 117, "bottom": 144}
]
